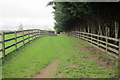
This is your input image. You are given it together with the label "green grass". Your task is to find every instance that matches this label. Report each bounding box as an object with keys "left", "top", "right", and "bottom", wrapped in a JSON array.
[{"left": 2, "top": 34, "right": 118, "bottom": 78}]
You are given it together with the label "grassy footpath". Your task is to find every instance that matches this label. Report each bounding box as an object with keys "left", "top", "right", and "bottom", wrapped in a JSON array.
[{"left": 2, "top": 34, "right": 118, "bottom": 78}]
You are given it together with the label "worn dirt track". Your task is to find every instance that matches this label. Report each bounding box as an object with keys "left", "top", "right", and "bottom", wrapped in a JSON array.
[{"left": 33, "top": 61, "right": 58, "bottom": 78}]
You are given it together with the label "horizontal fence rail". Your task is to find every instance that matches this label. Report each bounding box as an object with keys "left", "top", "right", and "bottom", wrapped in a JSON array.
[
  {"left": 69, "top": 31, "right": 119, "bottom": 58},
  {"left": 0, "top": 29, "right": 56, "bottom": 59}
]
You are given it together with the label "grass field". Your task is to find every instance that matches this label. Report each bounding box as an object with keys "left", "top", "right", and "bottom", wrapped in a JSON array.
[{"left": 2, "top": 34, "right": 118, "bottom": 78}]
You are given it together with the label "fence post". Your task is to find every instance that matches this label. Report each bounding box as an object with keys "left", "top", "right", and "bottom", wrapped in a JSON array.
[
  {"left": 75, "top": 31, "right": 77, "bottom": 37},
  {"left": 32, "top": 30, "right": 34, "bottom": 40},
  {"left": 35, "top": 29, "right": 36, "bottom": 38},
  {"left": 22, "top": 30, "right": 25, "bottom": 46},
  {"left": 90, "top": 31, "right": 92, "bottom": 44},
  {"left": 78, "top": 31, "right": 80, "bottom": 39},
  {"left": 37, "top": 29, "right": 38, "bottom": 37},
  {"left": 1, "top": 32, "right": 5, "bottom": 58},
  {"left": 28, "top": 30, "right": 30, "bottom": 43},
  {"left": 106, "top": 27, "right": 108, "bottom": 52},
  {"left": 39, "top": 29, "right": 40, "bottom": 35},
  {"left": 34, "top": 29, "right": 36, "bottom": 39},
  {"left": 88, "top": 27, "right": 89, "bottom": 42},
  {"left": 79, "top": 29, "right": 81, "bottom": 39},
  {"left": 76, "top": 31, "right": 78, "bottom": 37},
  {"left": 14, "top": 31, "right": 17, "bottom": 51},
  {"left": 76, "top": 31, "right": 78, "bottom": 38},
  {"left": 118, "top": 38, "right": 120, "bottom": 59},
  {"left": 97, "top": 25, "right": 100, "bottom": 48},
  {"left": 35, "top": 29, "right": 37, "bottom": 38},
  {"left": 37, "top": 29, "right": 39, "bottom": 36}
]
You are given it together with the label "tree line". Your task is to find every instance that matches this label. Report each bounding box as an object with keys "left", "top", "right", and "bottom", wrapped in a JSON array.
[{"left": 48, "top": 2, "right": 120, "bottom": 39}]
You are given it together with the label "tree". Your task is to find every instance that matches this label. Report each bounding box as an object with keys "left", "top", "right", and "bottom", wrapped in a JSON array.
[
  {"left": 48, "top": 2, "right": 120, "bottom": 38},
  {"left": 18, "top": 23, "right": 23, "bottom": 31}
]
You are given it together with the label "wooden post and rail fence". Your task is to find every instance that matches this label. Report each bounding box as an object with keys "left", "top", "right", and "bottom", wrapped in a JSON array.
[
  {"left": 0, "top": 29, "right": 119, "bottom": 58},
  {"left": 0, "top": 29, "right": 52, "bottom": 59},
  {"left": 69, "top": 31, "right": 120, "bottom": 58}
]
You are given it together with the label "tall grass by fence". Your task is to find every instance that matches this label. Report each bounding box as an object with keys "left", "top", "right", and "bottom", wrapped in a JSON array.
[
  {"left": 69, "top": 31, "right": 120, "bottom": 58},
  {"left": 0, "top": 29, "right": 51, "bottom": 58}
]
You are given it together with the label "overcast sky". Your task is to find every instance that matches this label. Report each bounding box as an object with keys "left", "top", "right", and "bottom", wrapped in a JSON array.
[{"left": 0, "top": 0, "right": 55, "bottom": 30}]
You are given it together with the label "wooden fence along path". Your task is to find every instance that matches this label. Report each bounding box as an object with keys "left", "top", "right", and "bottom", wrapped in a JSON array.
[
  {"left": 69, "top": 31, "right": 120, "bottom": 58},
  {"left": 0, "top": 29, "right": 51, "bottom": 59}
]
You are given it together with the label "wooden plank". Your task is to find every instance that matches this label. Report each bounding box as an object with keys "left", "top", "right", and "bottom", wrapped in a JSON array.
[
  {"left": 91, "top": 33, "right": 98, "bottom": 37},
  {"left": 98, "top": 35, "right": 118, "bottom": 42},
  {"left": 81, "top": 34, "right": 93, "bottom": 42},
  {"left": 107, "top": 42, "right": 119, "bottom": 48},
  {"left": 80, "top": 36, "right": 88, "bottom": 41},
  {"left": 82, "top": 34, "right": 97, "bottom": 41},
  {"left": 23, "top": 29, "right": 33, "bottom": 32},
  {"left": 4, "top": 38, "right": 15, "bottom": 42},
  {"left": 16, "top": 29, "right": 34, "bottom": 33},
  {"left": 107, "top": 37, "right": 119, "bottom": 42},
  {"left": 81, "top": 32, "right": 90, "bottom": 35},
  {"left": 24, "top": 37, "right": 29, "bottom": 41},
  {"left": 5, "top": 43, "right": 15, "bottom": 49},
  {"left": 97, "top": 39, "right": 118, "bottom": 48},
  {"left": 16, "top": 35, "right": 23, "bottom": 39},
  {"left": 98, "top": 39, "right": 106, "bottom": 44},
  {"left": 24, "top": 41, "right": 29, "bottom": 45},
  {"left": 24, "top": 33, "right": 29, "bottom": 36},
  {"left": 17, "top": 40, "right": 23, "bottom": 44},
  {"left": 4, "top": 31, "right": 15, "bottom": 34},
  {"left": 16, "top": 31, "right": 22, "bottom": 33},
  {"left": 80, "top": 34, "right": 87, "bottom": 39},
  {"left": 1, "top": 32, "right": 5, "bottom": 58},
  {"left": 107, "top": 47, "right": 118, "bottom": 54},
  {"left": 28, "top": 33, "right": 33, "bottom": 35},
  {"left": 90, "top": 39, "right": 98, "bottom": 45}
]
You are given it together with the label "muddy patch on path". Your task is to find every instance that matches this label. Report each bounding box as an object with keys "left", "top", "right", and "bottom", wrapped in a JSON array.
[
  {"left": 33, "top": 61, "right": 58, "bottom": 78},
  {"left": 78, "top": 45, "right": 118, "bottom": 68},
  {"left": 70, "top": 64, "right": 78, "bottom": 68}
]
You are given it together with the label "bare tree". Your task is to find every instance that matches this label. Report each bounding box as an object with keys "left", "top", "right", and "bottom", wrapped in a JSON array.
[{"left": 18, "top": 23, "right": 23, "bottom": 31}]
